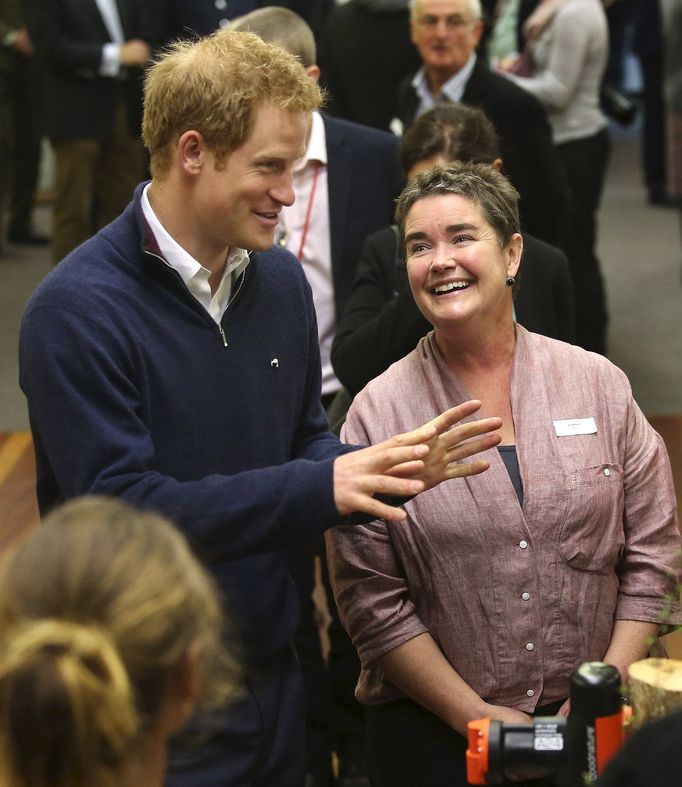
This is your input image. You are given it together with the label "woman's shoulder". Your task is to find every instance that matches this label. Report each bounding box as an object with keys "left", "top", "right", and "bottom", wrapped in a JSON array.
[{"left": 522, "top": 329, "right": 630, "bottom": 390}]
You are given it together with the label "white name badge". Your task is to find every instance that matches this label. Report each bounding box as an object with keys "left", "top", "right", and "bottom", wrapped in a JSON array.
[{"left": 553, "top": 417, "right": 597, "bottom": 437}]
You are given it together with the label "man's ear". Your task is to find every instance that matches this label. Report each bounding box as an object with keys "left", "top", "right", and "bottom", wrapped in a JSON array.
[
  {"left": 305, "top": 64, "right": 320, "bottom": 83},
  {"left": 177, "top": 130, "right": 206, "bottom": 175}
]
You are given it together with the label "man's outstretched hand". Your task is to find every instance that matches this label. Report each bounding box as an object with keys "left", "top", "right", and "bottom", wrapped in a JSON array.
[{"left": 334, "top": 400, "right": 501, "bottom": 522}]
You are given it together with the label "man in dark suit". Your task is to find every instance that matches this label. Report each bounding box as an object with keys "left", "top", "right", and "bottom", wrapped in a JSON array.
[
  {"left": 0, "top": 0, "right": 46, "bottom": 250},
  {"left": 23, "top": 0, "right": 151, "bottom": 263},
  {"left": 398, "top": 0, "right": 568, "bottom": 246},
  {"left": 230, "top": 9, "right": 403, "bottom": 787}
]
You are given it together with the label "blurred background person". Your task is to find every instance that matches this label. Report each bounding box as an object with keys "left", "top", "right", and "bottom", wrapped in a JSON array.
[
  {"left": 0, "top": 496, "right": 241, "bottom": 787},
  {"left": 397, "top": 0, "right": 569, "bottom": 247},
  {"left": 318, "top": 0, "right": 421, "bottom": 132},
  {"left": 598, "top": 708, "right": 682, "bottom": 787},
  {"left": 22, "top": 0, "right": 152, "bottom": 264},
  {"left": 332, "top": 103, "right": 574, "bottom": 400},
  {"left": 663, "top": 0, "right": 682, "bottom": 200},
  {"left": 632, "top": 0, "right": 672, "bottom": 207},
  {"left": 0, "top": 0, "right": 45, "bottom": 252},
  {"left": 499, "top": 0, "right": 610, "bottom": 354},
  {"left": 327, "top": 162, "right": 682, "bottom": 787},
  {"left": 149, "top": 0, "right": 332, "bottom": 45}
]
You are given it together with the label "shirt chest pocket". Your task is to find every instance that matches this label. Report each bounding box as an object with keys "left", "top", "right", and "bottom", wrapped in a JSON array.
[{"left": 558, "top": 463, "right": 625, "bottom": 572}]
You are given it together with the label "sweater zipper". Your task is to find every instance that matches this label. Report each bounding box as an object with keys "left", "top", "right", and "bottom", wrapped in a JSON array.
[
  {"left": 218, "top": 268, "right": 247, "bottom": 348},
  {"left": 144, "top": 248, "right": 245, "bottom": 348}
]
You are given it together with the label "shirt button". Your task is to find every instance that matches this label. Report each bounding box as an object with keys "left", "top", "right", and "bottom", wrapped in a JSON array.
[
  {"left": 527, "top": 689, "right": 535, "bottom": 697},
  {"left": 519, "top": 540, "right": 528, "bottom": 549},
  {"left": 215, "top": 0, "right": 227, "bottom": 8},
  {"left": 525, "top": 642, "right": 534, "bottom": 651},
  {"left": 521, "top": 592, "right": 530, "bottom": 601},
  {"left": 603, "top": 468, "right": 611, "bottom": 477},
  {"left": 218, "top": 17, "right": 229, "bottom": 27}
]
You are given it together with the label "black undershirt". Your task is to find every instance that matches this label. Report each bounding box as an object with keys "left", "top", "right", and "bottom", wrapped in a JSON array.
[{"left": 498, "top": 445, "right": 524, "bottom": 507}]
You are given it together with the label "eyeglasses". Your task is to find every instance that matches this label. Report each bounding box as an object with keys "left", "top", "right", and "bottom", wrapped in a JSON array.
[{"left": 416, "top": 14, "right": 473, "bottom": 30}]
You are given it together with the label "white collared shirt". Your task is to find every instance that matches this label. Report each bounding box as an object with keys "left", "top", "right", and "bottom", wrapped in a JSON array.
[
  {"left": 94, "top": 0, "right": 125, "bottom": 77},
  {"left": 412, "top": 53, "right": 478, "bottom": 118},
  {"left": 275, "top": 111, "right": 339, "bottom": 396},
  {"left": 141, "top": 184, "right": 250, "bottom": 325}
]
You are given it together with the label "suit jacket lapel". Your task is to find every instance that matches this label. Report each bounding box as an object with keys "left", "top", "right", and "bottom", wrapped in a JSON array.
[{"left": 461, "top": 60, "right": 484, "bottom": 105}]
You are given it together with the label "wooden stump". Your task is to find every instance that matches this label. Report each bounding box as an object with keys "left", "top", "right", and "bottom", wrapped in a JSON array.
[{"left": 629, "top": 658, "right": 682, "bottom": 728}]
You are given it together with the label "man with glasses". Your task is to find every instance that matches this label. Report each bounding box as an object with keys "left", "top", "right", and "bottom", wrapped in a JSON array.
[{"left": 398, "top": 0, "right": 568, "bottom": 247}]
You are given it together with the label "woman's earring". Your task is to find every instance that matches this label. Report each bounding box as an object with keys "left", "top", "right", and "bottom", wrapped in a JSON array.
[{"left": 506, "top": 276, "right": 516, "bottom": 287}]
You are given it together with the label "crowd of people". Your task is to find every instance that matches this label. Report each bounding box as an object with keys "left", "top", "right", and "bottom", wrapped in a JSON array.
[{"left": 1, "top": 1, "right": 681, "bottom": 787}]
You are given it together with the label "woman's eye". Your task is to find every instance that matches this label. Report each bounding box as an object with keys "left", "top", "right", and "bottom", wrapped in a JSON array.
[
  {"left": 453, "top": 235, "right": 473, "bottom": 244},
  {"left": 409, "top": 243, "right": 429, "bottom": 254}
]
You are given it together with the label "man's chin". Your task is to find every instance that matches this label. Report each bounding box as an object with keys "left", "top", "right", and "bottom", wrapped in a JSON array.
[{"left": 245, "top": 233, "right": 277, "bottom": 252}]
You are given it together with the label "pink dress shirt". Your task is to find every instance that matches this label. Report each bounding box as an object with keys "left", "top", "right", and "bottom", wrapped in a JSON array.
[{"left": 327, "top": 327, "right": 682, "bottom": 712}]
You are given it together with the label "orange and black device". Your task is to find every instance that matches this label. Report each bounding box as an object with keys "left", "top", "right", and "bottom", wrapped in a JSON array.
[{"left": 466, "top": 662, "right": 626, "bottom": 785}]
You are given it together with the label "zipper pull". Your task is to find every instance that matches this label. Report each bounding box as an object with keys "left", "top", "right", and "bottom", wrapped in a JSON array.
[{"left": 219, "top": 325, "right": 228, "bottom": 347}]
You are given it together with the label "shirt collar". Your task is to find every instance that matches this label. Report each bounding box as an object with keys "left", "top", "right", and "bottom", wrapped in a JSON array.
[
  {"left": 295, "top": 110, "right": 327, "bottom": 172},
  {"left": 412, "top": 52, "right": 477, "bottom": 109},
  {"left": 140, "top": 183, "right": 250, "bottom": 288}
]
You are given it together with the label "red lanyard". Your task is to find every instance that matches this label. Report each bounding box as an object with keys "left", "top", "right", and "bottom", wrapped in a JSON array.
[{"left": 296, "top": 162, "right": 321, "bottom": 261}]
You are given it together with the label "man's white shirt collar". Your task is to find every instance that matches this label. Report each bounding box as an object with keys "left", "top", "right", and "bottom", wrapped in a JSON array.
[
  {"left": 141, "top": 183, "right": 250, "bottom": 324},
  {"left": 296, "top": 110, "right": 327, "bottom": 171}
]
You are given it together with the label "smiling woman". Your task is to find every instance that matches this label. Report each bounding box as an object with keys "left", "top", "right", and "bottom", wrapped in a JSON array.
[
  {"left": 325, "top": 162, "right": 682, "bottom": 787},
  {"left": 397, "top": 164, "right": 522, "bottom": 342}
]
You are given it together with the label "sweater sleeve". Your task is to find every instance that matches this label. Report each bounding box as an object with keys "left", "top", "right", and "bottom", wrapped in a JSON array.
[
  {"left": 19, "top": 299, "right": 349, "bottom": 562},
  {"left": 326, "top": 387, "right": 429, "bottom": 665}
]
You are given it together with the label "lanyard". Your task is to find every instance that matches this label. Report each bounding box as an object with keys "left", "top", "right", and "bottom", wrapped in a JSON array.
[{"left": 296, "top": 162, "right": 321, "bottom": 262}]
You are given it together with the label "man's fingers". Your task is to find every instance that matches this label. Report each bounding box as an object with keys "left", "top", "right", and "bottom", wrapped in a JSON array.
[
  {"left": 444, "top": 458, "right": 491, "bottom": 480},
  {"left": 352, "top": 494, "right": 410, "bottom": 522},
  {"left": 439, "top": 415, "right": 503, "bottom": 449},
  {"left": 423, "top": 399, "right": 483, "bottom": 435},
  {"left": 385, "top": 460, "right": 426, "bottom": 478},
  {"left": 363, "top": 441, "right": 430, "bottom": 472},
  {"left": 446, "top": 432, "right": 502, "bottom": 463}
]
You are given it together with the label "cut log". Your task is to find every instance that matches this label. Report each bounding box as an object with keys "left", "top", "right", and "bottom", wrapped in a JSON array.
[{"left": 628, "top": 658, "right": 682, "bottom": 728}]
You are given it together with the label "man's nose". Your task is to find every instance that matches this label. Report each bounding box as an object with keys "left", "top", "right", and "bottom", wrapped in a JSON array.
[{"left": 271, "top": 172, "right": 296, "bottom": 207}]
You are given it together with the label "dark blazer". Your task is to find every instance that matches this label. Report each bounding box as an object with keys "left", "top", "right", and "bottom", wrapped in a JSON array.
[
  {"left": 397, "top": 61, "right": 569, "bottom": 245},
  {"left": 323, "top": 113, "right": 404, "bottom": 319},
  {"left": 23, "top": 0, "right": 150, "bottom": 140},
  {"left": 331, "top": 225, "right": 575, "bottom": 396},
  {"left": 319, "top": 0, "right": 421, "bottom": 131}
]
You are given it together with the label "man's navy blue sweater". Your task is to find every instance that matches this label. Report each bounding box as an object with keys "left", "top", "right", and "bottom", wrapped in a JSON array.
[{"left": 19, "top": 185, "right": 351, "bottom": 660}]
